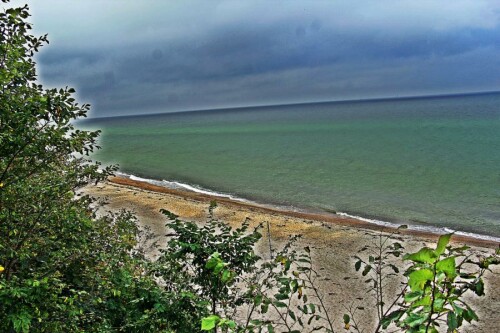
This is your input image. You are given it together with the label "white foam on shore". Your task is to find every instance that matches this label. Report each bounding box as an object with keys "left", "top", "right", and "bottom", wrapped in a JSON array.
[
  {"left": 129, "top": 174, "right": 154, "bottom": 183},
  {"left": 161, "top": 180, "right": 238, "bottom": 200},
  {"left": 122, "top": 172, "right": 247, "bottom": 202},
  {"left": 451, "top": 230, "right": 500, "bottom": 243},
  {"left": 337, "top": 212, "right": 500, "bottom": 243},
  {"left": 117, "top": 172, "right": 500, "bottom": 243}
]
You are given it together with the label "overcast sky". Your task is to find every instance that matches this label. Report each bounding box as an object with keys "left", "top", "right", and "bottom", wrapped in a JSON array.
[{"left": 24, "top": 0, "right": 500, "bottom": 117}]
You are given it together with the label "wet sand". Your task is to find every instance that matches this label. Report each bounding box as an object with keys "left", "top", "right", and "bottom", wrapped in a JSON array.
[{"left": 84, "top": 176, "right": 500, "bottom": 332}]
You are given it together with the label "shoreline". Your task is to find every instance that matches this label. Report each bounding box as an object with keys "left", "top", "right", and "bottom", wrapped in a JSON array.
[{"left": 109, "top": 175, "right": 499, "bottom": 249}]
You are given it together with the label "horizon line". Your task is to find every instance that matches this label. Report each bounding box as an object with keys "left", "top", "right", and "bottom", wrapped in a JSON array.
[{"left": 86, "top": 89, "right": 500, "bottom": 121}]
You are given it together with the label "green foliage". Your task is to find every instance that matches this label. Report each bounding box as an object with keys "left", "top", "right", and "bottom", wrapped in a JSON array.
[
  {"left": 351, "top": 225, "right": 408, "bottom": 331},
  {"left": 389, "top": 234, "right": 494, "bottom": 333},
  {"left": 201, "top": 315, "right": 236, "bottom": 332},
  {"left": 155, "top": 208, "right": 261, "bottom": 328},
  {"left": 202, "top": 315, "right": 221, "bottom": 331},
  {"left": 2, "top": 4, "right": 498, "bottom": 333},
  {"left": 209, "top": 234, "right": 338, "bottom": 333},
  {"left": 153, "top": 207, "right": 341, "bottom": 332},
  {"left": 349, "top": 231, "right": 499, "bottom": 333},
  {"left": 153, "top": 207, "right": 498, "bottom": 333},
  {"left": 0, "top": 4, "right": 345, "bottom": 332},
  {"left": 0, "top": 3, "right": 171, "bottom": 332}
]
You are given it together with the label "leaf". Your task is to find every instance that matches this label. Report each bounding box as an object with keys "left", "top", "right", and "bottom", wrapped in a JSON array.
[
  {"left": 435, "top": 233, "right": 452, "bottom": 256},
  {"left": 205, "top": 253, "right": 220, "bottom": 269},
  {"left": 362, "top": 264, "right": 372, "bottom": 276},
  {"left": 276, "top": 256, "right": 287, "bottom": 264},
  {"left": 389, "top": 264, "right": 399, "bottom": 273},
  {"left": 408, "top": 268, "right": 434, "bottom": 291},
  {"left": 463, "top": 307, "right": 478, "bottom": 323},
  {"left": 217, "top": 319, "right": 236, "bottom": 329},
  {"left": 411, "top": 295, "right": 431, "bottom": 307},
  {"left": 393, "top": 242, "right": 403, "bottom": 249},
  {"left": 447, "top": 311, "right": 458, "bottom": 331},
  {"left": 436, "top": 256, "right": 456, "bottom": 280},
  {"left": 221, "top": 269, "right": 232, "bottom": 282},
  {"left": 426, "top": 326, "right": 439, "bottom": 333},
  {"left": 459, "top": 272, "right": 476, "bottom": 279},
  {"left": 250, "top": 319, "right": 262, "bottom": 326},
  {"left": 471, "top": 278, "right": 485, "bottom": 296},
  {"left": 160, "top": 209, "right": 178, "bottom": 220},
  {"left": 201, "top": 315, "right": 219, "bottom": 331},
  {"left": 359, "top": 246, "right": 369, "bottom": 252},
  {"left": 274, "top": 293, "right": 289, "bottom": 300},
  {"left": 273, "top": 301, "right": 287, "bottom": 308},
  {"left": 404, "top": 290, "right": 423, "bottom": 303},
  {"left": 214, "top": 262, "right": 225, "bottom": 274},
  {"left": 343, "top": 313, "right": 350, "bottom": 324},
  {"left": 404, "top": 312, "right": 428, "bottom": 327},
  {"left": 381, "top": 310, "right": 404, "bottom": 329},
  {"left": 404, "top": 247, "right": 438, "bottom": 264},
  {"left": 355, "top": 260, "right": 362, "bottom": 271}
]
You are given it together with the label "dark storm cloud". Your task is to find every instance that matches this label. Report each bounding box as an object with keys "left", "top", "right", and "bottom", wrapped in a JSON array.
[{"left": 27, "top": 0, "right": 500, "bottom": 116}]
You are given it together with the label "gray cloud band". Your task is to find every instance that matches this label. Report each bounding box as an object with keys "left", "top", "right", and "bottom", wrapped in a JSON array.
[{"left": 32, "top": 1, "right": 500, "bottom": 116}]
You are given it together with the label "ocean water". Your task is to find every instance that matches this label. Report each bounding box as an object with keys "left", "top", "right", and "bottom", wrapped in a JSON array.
[{"left": 80, "top": 93, "right": 500, "bottom": 239}]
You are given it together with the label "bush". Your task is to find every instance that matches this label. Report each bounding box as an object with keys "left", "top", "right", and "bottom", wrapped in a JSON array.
[
  {"left": 349, "top": 231, "right": 500, "bottom": 333},
  {"left": 0, "top": 3, "right": 169, "bottom": 332}
]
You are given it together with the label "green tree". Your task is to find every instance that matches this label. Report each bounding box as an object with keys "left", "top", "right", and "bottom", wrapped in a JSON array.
[
  {"left": 155, "top": 204, "right": 262, "bottom": 331},
  {"left": 0, "top": 3, "right": 170, "bottom": 332}
]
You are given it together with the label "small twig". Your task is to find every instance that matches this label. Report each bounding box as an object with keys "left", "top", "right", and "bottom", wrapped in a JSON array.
[{"left": 266, "top": 221, "right": 273, "bottom": 260}]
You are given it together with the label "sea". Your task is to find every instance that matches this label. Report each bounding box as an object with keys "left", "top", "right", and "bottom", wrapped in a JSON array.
[{"left": 80, "top": 92, "right": 500, "bottom": 241}]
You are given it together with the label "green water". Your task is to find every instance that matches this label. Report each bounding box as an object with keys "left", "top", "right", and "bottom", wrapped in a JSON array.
[{"left": 82, "top": 93, "right": 500, "bottom": 238}]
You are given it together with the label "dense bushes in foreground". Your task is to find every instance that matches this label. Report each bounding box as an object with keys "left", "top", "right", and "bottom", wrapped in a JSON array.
[{"left": 1, "top": 2, "right": 498, "bottom": 332}]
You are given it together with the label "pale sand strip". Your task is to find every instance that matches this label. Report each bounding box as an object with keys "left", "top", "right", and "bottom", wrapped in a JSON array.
[{"left": 84, "top": 176, "right": 500, "bottom": 332}]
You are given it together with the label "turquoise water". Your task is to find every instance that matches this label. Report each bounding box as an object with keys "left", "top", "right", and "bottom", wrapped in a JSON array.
[{"left": 81, "top": 93, "right": 500, "bottom": 238}]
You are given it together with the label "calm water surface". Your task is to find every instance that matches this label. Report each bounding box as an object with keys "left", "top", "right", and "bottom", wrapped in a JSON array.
[{"left": 81, "top": 93, "right": 500, "bottom": 238}]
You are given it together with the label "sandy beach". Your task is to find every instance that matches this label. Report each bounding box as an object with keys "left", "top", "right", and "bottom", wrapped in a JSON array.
[{"left": 84, "top": 176, "right": 500, "bottom": 332}]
